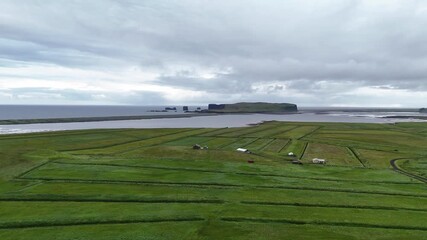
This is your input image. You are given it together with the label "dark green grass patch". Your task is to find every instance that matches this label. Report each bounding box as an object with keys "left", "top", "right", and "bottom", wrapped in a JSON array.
[
  {"left": 221, "top": 217, "right": 427, "bottom": 231},
  {"left": 0, "top": 221, "right": 205, "bottom": 240},
  {"left": 0, "top": 201, "right": 207, "bottom": 229},
  {"left": 302, "top": 143, "right": 361, "bottom": 166},
  {"left": 218, "top": 123, "right": 280, "bottom": 137},
  {"left": 281, "top": 139, "right": 307, "bottom": 157},
  {"left": 162, "top": 136, "right": 213, "bottom": 146},
  {"left": 201, "top": 137, "right": 239, "bottom": 149},
  {"left": 72, "top": 128, "right": 215, "bottom": 155},
  {"left": 243, "top": 138, "right": 275, "bottom": 151},
  {"left": 354, "top": 148, "right": 408, "bottom": 168},
  {"left": 198, "top": 127, "right": 244, "bottom": 137},
  {"left": 274, "top": 126, "right": 320, "bottom": 139},
  {"left": 244, "top": 125, "right": 297, "bottom": 138},
  {"left": 310, "top": 130, "right": 427, "bottom": 150},
  {"left": 399, "top": 158, "right": 427, "bottom": 177},
  {"left": 262, "top": 138, "right": 290, "bottom": 153},
  {"left": 220, "top": 138, "right": 258, "bottom": 150}
]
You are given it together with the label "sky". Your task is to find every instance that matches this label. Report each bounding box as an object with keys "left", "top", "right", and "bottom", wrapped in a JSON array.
[{"left": 0, "top": 0, "right": 426, "bottom": 107}]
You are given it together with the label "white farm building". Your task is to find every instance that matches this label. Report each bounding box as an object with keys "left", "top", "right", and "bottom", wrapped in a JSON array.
[{"left": 312, "top": 158, "right": 326, "bottom": 164}]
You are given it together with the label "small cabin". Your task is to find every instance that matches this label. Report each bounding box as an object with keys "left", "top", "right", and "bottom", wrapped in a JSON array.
[
  {"left": 236, "top": 148, "right": 251, "bottom": 153},
  {"left": 312, "top": 158, "right": 326, "bottom": 164}
]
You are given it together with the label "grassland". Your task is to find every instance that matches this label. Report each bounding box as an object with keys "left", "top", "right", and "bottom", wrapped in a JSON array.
[
  {"left": 207, "top": 102, "right": 298, "bottom": 113},
  {"left": 0, "top": 121, "right": 426, "bottom": 239}
]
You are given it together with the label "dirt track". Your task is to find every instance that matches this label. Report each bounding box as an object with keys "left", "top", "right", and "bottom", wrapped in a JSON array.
[{"left": 390, "top": 158, "right": 427, "bottom": 184}]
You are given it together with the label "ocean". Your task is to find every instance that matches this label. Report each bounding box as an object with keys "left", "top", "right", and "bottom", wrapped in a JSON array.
[{"left": 0, "top": 105, "right": 196, "bottom": 120}]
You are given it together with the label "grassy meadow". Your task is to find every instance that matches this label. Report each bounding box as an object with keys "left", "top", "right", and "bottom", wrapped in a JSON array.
[{"left": 0, "top": 121, "right": 426, "bottom": 239}]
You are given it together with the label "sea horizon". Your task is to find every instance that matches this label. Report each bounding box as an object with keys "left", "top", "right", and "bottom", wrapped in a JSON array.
[{"left": 0, "top": 104, "right": 423, "bottom": 121}]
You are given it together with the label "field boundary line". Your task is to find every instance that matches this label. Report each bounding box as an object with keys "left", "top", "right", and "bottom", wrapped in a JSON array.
[
  {"left": 212, "top": 127, "right": 258, "bottom": 138},
  {"left": 217, "top": 138, "right": 243, "bottom": 149},
  {"left": 278, "top": 139, "right": 292, "bottom": 153},
  {"left": 18, "top": 176, "right": 427, "bottom": 198},
  {"left": 0, "top": 129, "right": 129, "bottom": 141},
  {"left": 233, "top": 124, "right": 281, "bottom": 138},
  {"left": 221, "top": 217, "right": 427, "bottom": 231},
  {"left": 306, "top": 136, "right": 419, "bottom": 153},
  {"left": 142, "top": 128, "right": 221, "bottom": 147},
  {"left": 242, "top": 124, "right": 299, "bottom": 138},
  {"left": 300, "top": 142, "right": 309, "bottom": 159},
  {"left": 15, "top": 160, "right": 53, "bottom": 179},
  {"left": 200, "top": 127, "right": 243, "bottom": 137},
  {"left": 113, "top": 128, "right": 219, "bottom": 154},
  {"left": 10, "top": 181, "right": 44, "bottom": 193},
  {"left": 197, "top": 136, "right": 217, "bottom": 146},
  {"left": 272, "top": 126, "right": 300, "bottom": 138},
  {"left": 240, "top": 201, "right": 427, "bottom": 212},
  {"left": 50, "top": 161, "right": 421, "bottom": 185},
  {"left": 258, "top": 138, "right": 277, "bottom": 151},
  {"left": 161, "top": 135, "right": 217, "bottom": 147},
  {"left": 241, "top": 138, "right": 261, "bottom": 148},
  {"left": 297, "top": 126, "right": 323, "bottom": 140},
  {"left": 201, "top": 137, "right": 238, "bottom": 149},
  {"left": 0, "top": 197, "right": 224, "bottom": 204},
  {"left": 347, "top": 147, "right": 365, "bottom": 167},
  {"left": 17, "top": 177, "right": 242, "bottom": 188},
  {"left": 65, "top": 129, "right": 197, "bottom": 152},
  {"left": 0, "top": 217, "right": 205, "bottom": 229},
  {"left": 304, "top": 136, "right": 390, "bottom": 149}
]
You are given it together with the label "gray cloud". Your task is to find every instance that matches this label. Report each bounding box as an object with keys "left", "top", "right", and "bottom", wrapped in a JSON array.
[
  {"left": 0, "top": 87, "right": 166, "bottom": 105},
  {"left": 0, "top": 0, "right": 426, "bottom": 106}
]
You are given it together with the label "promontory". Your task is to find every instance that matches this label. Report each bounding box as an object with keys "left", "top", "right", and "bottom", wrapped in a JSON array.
[{"left": 206, "top": 102, "right": 298, "bottom": 113}]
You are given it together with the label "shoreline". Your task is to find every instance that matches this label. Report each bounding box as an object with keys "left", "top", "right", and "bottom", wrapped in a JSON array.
[
  {"left": 0, "top": 110, "right": 425, "bottom": 126},
  {"left": 0, "top": 112, "right": 301, "bottom": 125},
  {"left": 382, "top": 116, "right": 427, "bottom": 120}
]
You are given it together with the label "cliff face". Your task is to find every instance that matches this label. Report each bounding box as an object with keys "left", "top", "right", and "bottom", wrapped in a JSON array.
[
  {"left": 208, "top": 104, "right": 225, "bottom": 110},
  {"left": 208, "top": 102, "right": 298, "bottom": 113}
]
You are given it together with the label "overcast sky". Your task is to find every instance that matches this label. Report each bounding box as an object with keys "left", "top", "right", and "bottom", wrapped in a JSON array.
[{"left": 0, "top": 0, "right": 426, "bottom": 107}]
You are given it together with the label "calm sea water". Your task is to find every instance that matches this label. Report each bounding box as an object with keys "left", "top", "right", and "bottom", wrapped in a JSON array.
[
  {"left": 0, "top": 105, "right": 425, "bottom": 134},
  {"left": 0, "top": 105, "right": 198, "bottom": 120}
]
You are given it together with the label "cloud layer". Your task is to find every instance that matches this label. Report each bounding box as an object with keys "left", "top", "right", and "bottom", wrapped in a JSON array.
[{"left": 0, "top": 0, "right": 426, "bottom": 106}]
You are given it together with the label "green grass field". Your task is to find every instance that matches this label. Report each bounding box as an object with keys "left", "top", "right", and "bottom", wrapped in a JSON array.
[{"left": 0, "top": 121, "right": 426, "bottom": 239}]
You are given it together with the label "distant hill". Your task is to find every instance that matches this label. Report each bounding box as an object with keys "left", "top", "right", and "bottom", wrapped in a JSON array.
[
  {"left": 207, "top": 102, "right": 298, "bottom": 113},
  {"left": 420, "top": 108, "right": 427, "bottom": 113}
]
